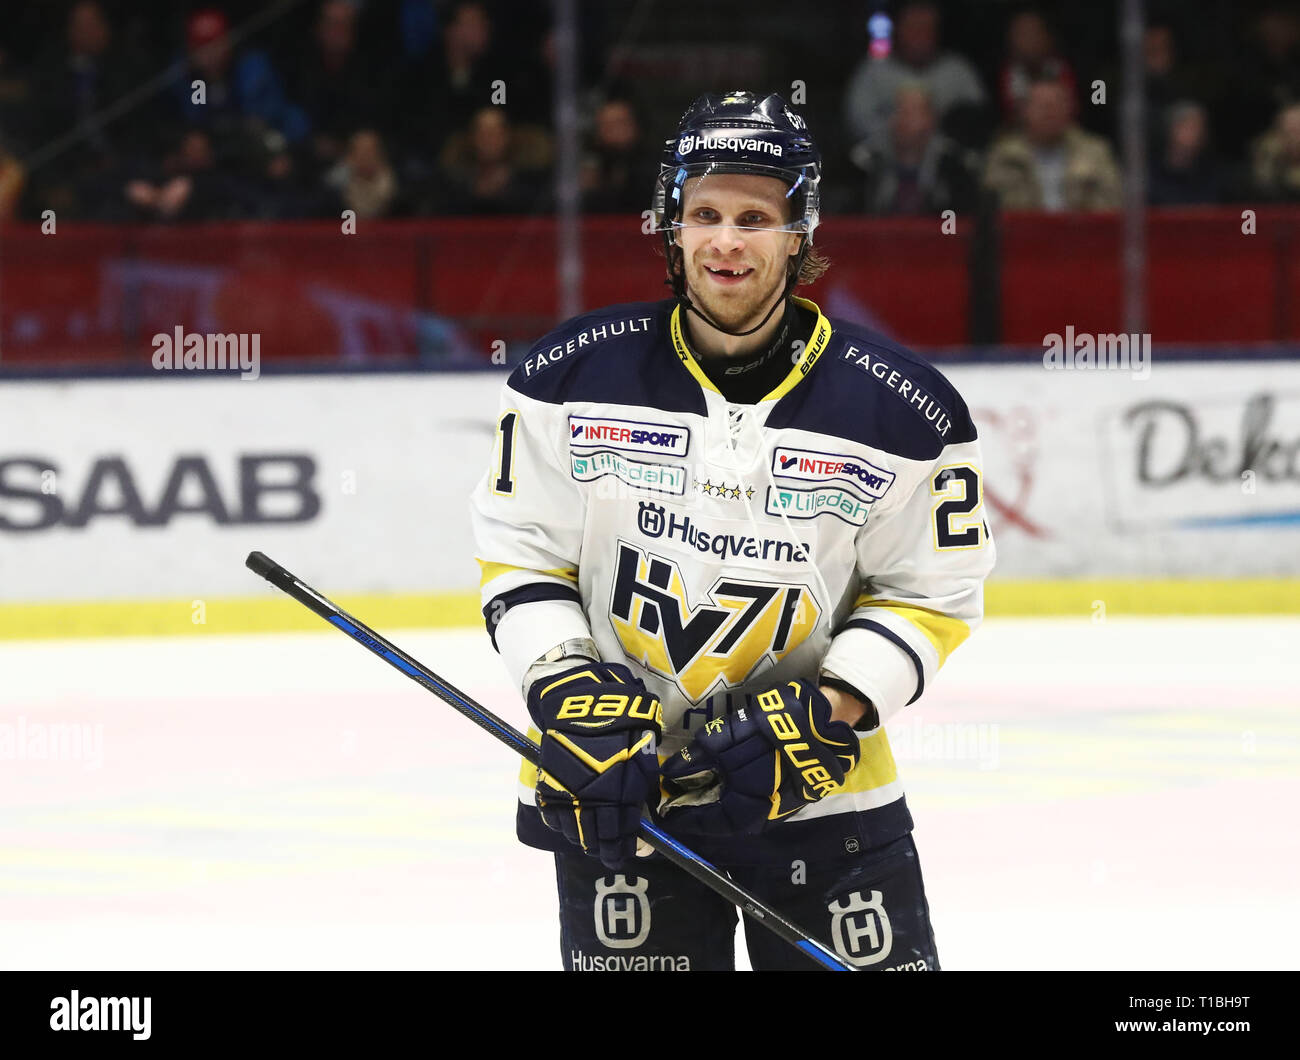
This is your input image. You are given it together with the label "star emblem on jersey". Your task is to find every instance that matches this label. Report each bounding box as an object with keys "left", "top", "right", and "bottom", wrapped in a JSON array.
[{"left": 693, "top": 479, "right": 754, "bottom": 501}]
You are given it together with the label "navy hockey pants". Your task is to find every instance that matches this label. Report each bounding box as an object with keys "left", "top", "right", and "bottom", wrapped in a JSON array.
[{"left": 554, "top": 833, "right": 939, "bottom": 971}]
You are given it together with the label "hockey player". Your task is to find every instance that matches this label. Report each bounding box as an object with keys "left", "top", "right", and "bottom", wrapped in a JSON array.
[{"left": 470, "top": 91, "right": 995, "bottom": 970}]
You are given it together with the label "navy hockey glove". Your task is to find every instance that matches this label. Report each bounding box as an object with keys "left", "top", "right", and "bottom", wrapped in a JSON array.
[
  {"left": 658, "top": 681, "right": 860, "bottom": 835},
  {"left": 528, "top": 662, "right": 664, "bottom": 869}
]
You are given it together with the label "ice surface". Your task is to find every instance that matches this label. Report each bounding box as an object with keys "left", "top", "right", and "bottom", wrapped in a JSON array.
[{"left": 1, "top": 617, "right": 1296, "bottom": 970}]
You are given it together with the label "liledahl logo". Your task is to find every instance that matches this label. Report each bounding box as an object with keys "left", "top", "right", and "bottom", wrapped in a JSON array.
[{"left": 677, "top": 134, "right": 783, "bottom": 157}]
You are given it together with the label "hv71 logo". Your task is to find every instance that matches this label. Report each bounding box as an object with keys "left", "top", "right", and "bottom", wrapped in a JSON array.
[{"left": 608, "top": 540, "right": 819, "bottom": 701}]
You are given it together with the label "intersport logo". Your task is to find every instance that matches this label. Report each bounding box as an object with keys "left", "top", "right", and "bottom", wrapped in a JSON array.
[
  {"left": 772, "top": 447, "right": 896, "bottom": 500},
  {"left": 569, "top": 416, "right": 690, "bottom": 457}
]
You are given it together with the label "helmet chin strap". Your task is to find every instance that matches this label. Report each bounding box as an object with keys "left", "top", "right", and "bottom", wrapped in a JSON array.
[
  {"left": 681, "top": 274, "right": 792, "bottom": 338},
  {"left": 668, "top": 236, "right": 807, "bottom": 339}
]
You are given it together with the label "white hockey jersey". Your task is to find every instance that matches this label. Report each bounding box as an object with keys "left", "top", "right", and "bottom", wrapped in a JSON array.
[{"left": 470, "top": 296, "right": 995, "bottom": 864}]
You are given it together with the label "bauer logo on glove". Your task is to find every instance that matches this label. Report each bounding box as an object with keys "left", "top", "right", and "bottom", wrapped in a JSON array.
[
  {"left": 658, "top": 681, "right": 860, "bottom": 836},
  {"left": 527, "top": 662, "right": 664, "bottom": 869}
]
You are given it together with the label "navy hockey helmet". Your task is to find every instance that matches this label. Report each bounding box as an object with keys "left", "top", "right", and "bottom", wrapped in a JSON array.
[{"left": 651, "top": 91, "right": 822, "bottom": 332}]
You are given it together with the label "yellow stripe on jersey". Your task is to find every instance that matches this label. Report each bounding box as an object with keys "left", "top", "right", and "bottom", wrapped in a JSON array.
[
  {"left": 668, "top": 306, "right": 721, "bottom": 394},
  {"left": 667, "top": 296, "right": 833, "bottom": 405},
  {"left": 759, "top": 297, "right": 833, "bottom": 404},
  {"left": 836, "top": 728, "right": 900, "bottom": 795},
  {"left": 519, "top": 726, "right": 544, "bottom": 787},
  {"left": 854, "top": 594, "right": 971, "bottom": 668},
  {"left": 476, "top": 560, "right": 579, "bottom": 591}
]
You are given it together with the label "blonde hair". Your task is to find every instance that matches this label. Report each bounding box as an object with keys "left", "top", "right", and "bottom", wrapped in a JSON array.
[{"left": 796, "top": 243, "right": 830, "bottom": 285}]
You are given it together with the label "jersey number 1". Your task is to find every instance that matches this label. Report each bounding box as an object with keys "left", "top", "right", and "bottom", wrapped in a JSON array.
[{"left": 493, "top": 410, "right": 519, "bottom": 495}]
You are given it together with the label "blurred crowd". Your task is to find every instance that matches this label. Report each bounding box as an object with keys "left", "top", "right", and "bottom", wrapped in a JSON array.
[{"left": 1, "top": 0, "right": 1299, "bottom": 224}]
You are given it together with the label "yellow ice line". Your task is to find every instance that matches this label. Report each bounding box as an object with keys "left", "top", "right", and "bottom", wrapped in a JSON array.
[{"left": 0, "top": 580, "right": 1296, "bottom": 639}]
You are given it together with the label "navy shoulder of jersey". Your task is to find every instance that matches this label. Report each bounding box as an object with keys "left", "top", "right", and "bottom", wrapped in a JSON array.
[
  {"left": 507, "top": 299, "right": 705, "bottom": 415},
  {"left": 769, "top": 315, "right": 977, "bottom": 460}
]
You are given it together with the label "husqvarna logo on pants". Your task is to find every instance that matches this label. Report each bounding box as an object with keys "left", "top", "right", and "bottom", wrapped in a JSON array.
[
  {"left": 829, "top": 890, "right": 893, "bottom": 966},
  {"left": 594, "top": 875, "right": 651, "bottom": 948}
]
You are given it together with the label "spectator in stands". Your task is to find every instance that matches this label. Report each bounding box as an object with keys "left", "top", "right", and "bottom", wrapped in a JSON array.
[
  {"left": 25, "top": 1, "right": 135, "bottom": 151},
  {"left": 396, "top": 0, "right": 440, "bottom": 63},
  {"left": 325, "top": 128, "right": 400, "bottom": 219},
  {"left": 21, "top": 1, "right": 145, "bottom": 217},
  {"left": 843, "top": 1, "right": 987, "bottom": 153},
  {"left": 1141, "top": 23, "right": 1205, "bottom": 158},
  {"left": 1251, "top": 101, "right": 1300, "bottom": 202},
  {"left": 1222, "top": 7, "right": 1300, "bottom": 160},
  {"left": 431, "top": 106, "right": 549, "bottom": 215},
  {"left": 1090, "top": 20, "right": 1208, "bottom": 152},
  {"left": 120, "top": 128, "right": 258, "bottom": 222},
  {"left": 507, "top": 25, "right": 557, "bottom": 127},
  {"left": 997, "top": 10, "right": 1075, "bottom": 126},
  {"left": 983, "top": 78, "right": 1121, "bottom": 211},
  {"left": 580, "top": 96, "right": 656, "bottom": 214},
  {"left": 440, "top": 0, "right": 495, "bottom": 117},
  {"left": 170, "top": 8, "right": 308, "bottom": 156},
  {"left": 849, "top": 83, "right": 979, "bottom": 215},
  {"left": 291, "top": 0, "right": 384, "bottom": 169},
  {"left": 1148, "top": 102, "right": 1224, "bottom": 205},
  {"left": 506, "top": 24, "right": 599, "bottom": 128},
  {"left": 396, "top": 1, "right": 497, "bottom": 164},
  {"left": 250, "top": 135, "right": 341, "bottom": 219},
  {"left": 0, "top": 129, "right": 24, "bottom": 220},
  {"left": 0, "top": 42, "right": 32, "bottom": 153}
]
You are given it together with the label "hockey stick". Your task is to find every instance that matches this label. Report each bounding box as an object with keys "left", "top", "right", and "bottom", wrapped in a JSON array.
[{"left": 244, "top": 551, "right": 855, "bottom": 972}]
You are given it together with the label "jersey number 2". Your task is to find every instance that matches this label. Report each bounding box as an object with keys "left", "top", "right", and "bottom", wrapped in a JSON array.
[{"left": 930, "top": 464, "right": 983, "bottom": 549}]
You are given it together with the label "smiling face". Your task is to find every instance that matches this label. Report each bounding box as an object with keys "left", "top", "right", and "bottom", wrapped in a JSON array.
[{"left": 675, "top": 172, "right": 802, "bottom": 335}]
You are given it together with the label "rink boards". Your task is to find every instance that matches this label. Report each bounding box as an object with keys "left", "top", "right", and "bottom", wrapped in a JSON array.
[{"left": 2, "top": 359, "right": 1298, "bottom": 636}]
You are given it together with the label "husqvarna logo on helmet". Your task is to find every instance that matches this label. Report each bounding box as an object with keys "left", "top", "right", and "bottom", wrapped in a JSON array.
[
  {"left": 594, "top": 875, "right": 651, "bottom": 948},
  {"left": 676, "top": 134, "right": 783, "bottom": 157}
]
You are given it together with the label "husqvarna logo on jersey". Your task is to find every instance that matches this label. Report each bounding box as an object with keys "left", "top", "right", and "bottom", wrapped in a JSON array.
[
  {"left": 594, "top": 875, "right": 651, "bottom": 948},
  {"left": 633, "top": 509, "right": 811, "bottom": 564},
  {"left": 569, "top": 416, "right": 690, "bottom": 457},
  {"left": 829, "top": 890, "right": 893, "bottom": 966},
  {"left": 637, "top": 501, "right": 667, "bottom": 536},
  {"left": 772, "top": 447, "right": 896, "bottom": 500}
]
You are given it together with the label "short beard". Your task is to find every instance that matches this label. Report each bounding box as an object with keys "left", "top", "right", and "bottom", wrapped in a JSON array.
[{"left": 684, "top": 264, "right": 785, "bottom": 333}]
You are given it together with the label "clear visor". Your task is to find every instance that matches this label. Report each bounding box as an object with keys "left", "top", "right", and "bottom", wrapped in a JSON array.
[{"left": 653, "top": 161, "right": 814, "bottom": 236}]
